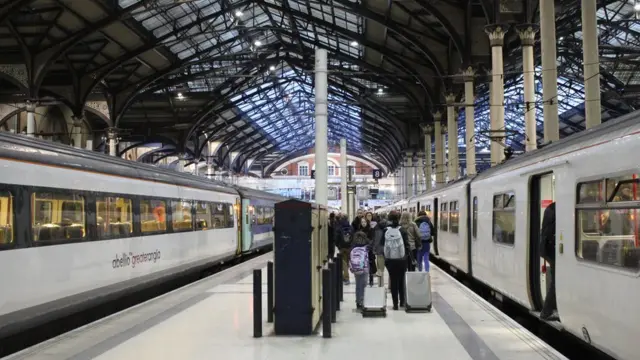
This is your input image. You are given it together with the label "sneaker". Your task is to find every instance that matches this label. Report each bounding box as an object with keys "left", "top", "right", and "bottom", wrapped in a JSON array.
[
  {"left": 392, "top": 305, "right": 399, "bottom": 310},
  {"left": 343, "top": 279, "right": 350, "bottom": 285}
]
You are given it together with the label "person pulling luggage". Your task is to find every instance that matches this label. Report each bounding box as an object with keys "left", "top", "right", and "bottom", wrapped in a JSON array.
[
  {"left": 400, "top": 211, "right": 421, "bottom": 271},
  {"left": 383, "top": 211, "right": 410, "bottom": 310},
  {"left": 415, "top": 211, "right": 434, "bottom": 272},
  {"left": 349, "top": 229, "right": 375, "bottom": 310}
]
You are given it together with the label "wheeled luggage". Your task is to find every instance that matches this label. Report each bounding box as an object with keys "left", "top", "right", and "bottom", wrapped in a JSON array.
[
  {"left": 362, "top": 286, "right": 387, "bottom": 317},
  {"left": 404, "top": 271, "right": 432, "bottom": 312}
]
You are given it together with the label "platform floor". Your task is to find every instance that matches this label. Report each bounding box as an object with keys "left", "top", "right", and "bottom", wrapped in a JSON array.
[{"left": 3, "top": 254, "right": 568, "bottom": 360}]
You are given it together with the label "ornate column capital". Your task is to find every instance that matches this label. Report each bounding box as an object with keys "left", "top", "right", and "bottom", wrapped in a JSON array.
[
  {"left": 420, "top": 123, "right": 433, "bottom": 135},
  {"left": 445, "top": 93, "right": 456, "bottom": 105},
  {"left": 516, "top": 24, "right": 539, "bottom": 47},
  {"left": 71, "top": 114, "right": 84, "bottom": 128},
  {"left": 432, "top": 110, "right": 442, "bottom": 122},
  {"left": 461, "top": 66, "right": 475, "bottom": 82},
  {"left": 485, "top": 24, "right": 509, "bottom": 47}
]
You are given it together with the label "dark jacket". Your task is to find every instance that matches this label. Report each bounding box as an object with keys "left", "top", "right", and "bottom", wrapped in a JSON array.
[
  {"left": 372, "top": 221, "right": 387, "bottom": 255},
  {"left": 328, "top": 219, "right": 335, "bottom": 252},
  {"left": 540, "top": 203, "right": 556, "bottom": 260},
  {"left": 335, "top": 218, "right": 353, "bottom": 249},
  {"left": 415, "top": 215, "right": 435, "bottom": 244}
]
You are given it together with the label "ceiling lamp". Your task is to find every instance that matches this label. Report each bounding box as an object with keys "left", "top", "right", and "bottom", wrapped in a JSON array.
[
  {"left": 177, "top": 92, "right": 184, "bottom": 99},
  {"left": 235, "top": 10, "right": 243, "bottom": 17},
  {"left": 350, "top": 40, "right": 358, "bottom": 46},
  {"left": 254, "top": 40, "right": 262, "bottom": 46},
  {"left": 269, "top": 65, "right": 276, "bottom": 71},
  {"left": 377, "top": 88, "right": 383, "bottom": 94}
]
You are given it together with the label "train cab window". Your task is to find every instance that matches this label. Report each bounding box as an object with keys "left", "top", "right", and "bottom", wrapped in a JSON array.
[
  {"left": 450, "top": 201, "right": 459, "bottom": 234},
  {"left": 32, "top": 192, "right": 85, "bottom": 242},
  {"left": 440, "top": 202, "right": 448, "bottom": 232},
  {"left": 195, "top": 201, "right": 212, "bottom": 230},
  {"left": 97, "top": 196, "right": 133, "bottom": 239},
  {"left": 492, "top": 192, "right": 515, "bottom": 245},
  {"left": 576, "top": 177, "right": 640, "bottom": 270},
  {"left": 171, "top": 200, "right": 193, "bottom": 232},
  {"left": 0, "top": 191, "right": 13, "bottom": 245},
  {"left": 472, "top": 197, "right": 478, "bottom": 239},
  {"left": 140, "top": 199, "right": 167, "bottom": 234}
]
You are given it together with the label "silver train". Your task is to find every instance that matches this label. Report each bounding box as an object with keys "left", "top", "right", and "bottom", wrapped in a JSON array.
[
  {"left": 377, "top": 111, "right": 640, "bottom": 360},
  {"left": 0, "top": 133, "right": 296, "bottom": 338}
]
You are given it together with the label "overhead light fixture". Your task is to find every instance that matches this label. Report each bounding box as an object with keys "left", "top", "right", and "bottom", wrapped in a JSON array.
[
  {"left": 269, "top": 65, "right": 276, "bottom": 71},
  {"left": 177, "top": 92, "right": 184, "bottom": 99},
  {"left": 377, "top": 88, "right": 383, "bottom": 94},
  {"left": 235, "top": 10, "right": 243, "bottom": 17},
  {"left": 635, "top": 2, "right": 640, "bottom": 11},
  {"left": 254, "top": 40, "right": 262, "bottom": 46},
  {"left": 350, "top": 40, "right": 358, "bottom": 46}
]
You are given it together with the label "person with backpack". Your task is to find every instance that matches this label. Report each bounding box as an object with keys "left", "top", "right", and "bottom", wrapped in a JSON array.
[
  {"left": 349, "top": 230, "right": 375, "bottom": 309},
  {"left": 400, "top": 211, "right": 422, "bottom": 271},
  {"left": 384, "top": 211, "right": 410, "bottom": 310},
  {"left": 415, "top": 211, "right": 435, "bottom": 272},
  {"left": 354, "top": 217, "right": 376, "bottom": 286},
  {"left": 539, "top": 202, "right": 558, "bottom": 321},
  {"left": 335, "top": 214, "right": 354, "bottom": 285}
]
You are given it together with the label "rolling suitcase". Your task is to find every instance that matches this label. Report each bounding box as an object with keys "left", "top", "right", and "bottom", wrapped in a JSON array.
[
  {"left": 404, "top": 271, "right": 432, "bottom": 312},
  {"left": 362, "top": 286, "right": 387, "bottom": 317}
]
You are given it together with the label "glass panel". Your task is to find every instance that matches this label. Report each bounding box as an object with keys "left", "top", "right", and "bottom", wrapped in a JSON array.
[
  {"left": 140, "top": 199, "right": 167, "bottom": 233},
  {"left": 195, "top": 201, "right": 212, "bottom": 230},
  {"left": 493, "top": 194, "right": 503, "bottom": 209},
  {"left": 0, "top": 191, "right": 13, "bottom": 245},
  {"left": 226, "top": 203, "right": 235, "bottom": 228},
  {"left": 171, "top": 200, "right": 193, "bottom": 231},
  {"left": 32, "top": 192, "right": 85, "bottom": 242},
  {"left": 576, "top": 208, "right": 640, "bottom": 270},
  {"left": 472, "top": 197, "right": 478, "bottom": 238},
  {"left": 493, "top": 208, "right": 515, "bottom": 245},
  {"left": 211, "top": 202, "right": 226, "bottom": 228},
  {"left": 440, "top": 202, "right": 448, "bottom": 232},
  {"left": 578, "top": 180, "right": 604, "bottom": 203},
  {"left": 607, "top": 177, "right": 639, "bottom": 202},
  {"left": 450, "top": 201, "right": 459, "bottom": 234},
  {"left": 96, "top": 197, "right": 133, "bottom": 239}
]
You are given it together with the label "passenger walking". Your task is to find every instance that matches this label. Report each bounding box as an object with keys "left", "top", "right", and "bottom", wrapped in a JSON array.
[
  {"left": 354, "top": 217, "right": 376, "bottom": 286},
  {"left": 328, "top": 212, "right": 336, "bottom": 259},
  {"left": 335, "top": 214, "right": 354, "bottom": 285},
  {"left": 400, "top": 211, "right": 421, "bottom": 271},
  {"left": 540, "top": 202, "right": 558, "bottom": 321},
  {"left": 415, "top": 211, "right": 434, "bottom": 271},
  {"left": 384, "top": 211, "right": 410, "bottom": 310},
  {"left": 349, "top": 230, "right": 375, "bottom": 309},
  {"left": 371, "top": 214, "right": 386, "bottom": 286}
]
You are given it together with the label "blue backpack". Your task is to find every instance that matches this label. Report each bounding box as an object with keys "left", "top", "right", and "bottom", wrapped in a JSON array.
[
  {"left": 349, "top": 247, "right": 369, "bottom": 274},
  {"left": 419, "top": 221, "right": 431, "bottom": 241}
]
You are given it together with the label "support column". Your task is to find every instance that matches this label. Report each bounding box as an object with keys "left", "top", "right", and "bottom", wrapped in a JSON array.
[
  {"left": 422, "top": 124, "right": 433, "bottom": 191},
  {"left": 446, "top": 94, "right": 459, "bottom": 181},
  {"left": 462, "top": 68, "right": 477, "bottom": 176},
  {"left": 26, "top": 101, "right": 36, "bottom": 137},
  {"left": 107, "top": 128, "right": 118, "bottom": 156},
  {"left": 314, "top": 48, "right": 329, "bottom": 207},
  {"left": 404, "top": 151, "right": 413, "bottom": 197},
  {"left": 71, "top": 115, "right": 83, "bottom": 149},
  {"left": 518, "top": 24, "right": 539, "bottom": 151},
  {"left": 433, "top": 111, "right": 445, "bottom": 187},
  {"left": 340, "top": 138, "right": 347, "bottom": 212},
  {"left": 485, "top": 25, "right": 507, "bottom": 166},
  {"left": 540, "top": 0, "right": 559, "bottom": 143},
  {"left": 581, "top": 0, "right": 601, "bottom": 129},
  {"left": 415, "top": 151, "right": 424, "bottom": 193}
]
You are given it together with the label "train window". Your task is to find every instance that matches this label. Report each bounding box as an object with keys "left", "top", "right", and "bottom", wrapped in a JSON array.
[
  {"left": 440, "top": 202, "right": 448, "bottom": 232},
  {"left": 576, "top": 178, "right": 640, "bottom": 270},
  {"left": 195, "top": 201, "right": 212, "bottom": 230},
  {"left": 0, "top": 191, "right": 13, "bottom": 245},
  {"left": 211, "top": 202, "right": 234, "bottom": 229},
  {"left": 257, "top": 207, "right": 266, "bottom": 225},
  {"left": 449, "top": 201, "right": 459, "bottom": 234},
  {"left": 577, "top": 180, "right": 604, "bottom": 204},
  {"left": 96, "top": 196, "right": 133, "bottom": 239},
  {"left": 492, "top": 192, "right": 515, "bottom": 245},
  {"left": 32, "top": 192, "right": 85, "bottom": 242},
  {"left": 171, "top": 200, "right": 193, "bottom": 232},
  {"left": 472, "top": 197, "right": 478, "bottom": 239},
  {"left": 227, "top": 203, "right": 235, "bottom": 228},
  {"left": 426, "top": 204, "right": 432, "bottom": 219},
  {"left": 140, "top": 199, "right": 167, "bottom": 234}
]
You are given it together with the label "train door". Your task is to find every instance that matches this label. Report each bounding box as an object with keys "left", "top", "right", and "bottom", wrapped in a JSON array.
[
  {"left": 528, "top": 172, "right": 555, "bottom": 312},
  {"left": 241, "top": 199, "right": 254, "bottom": 252},
  {"left": 432, "top": 198, "right": 439, "bottom": 256}
]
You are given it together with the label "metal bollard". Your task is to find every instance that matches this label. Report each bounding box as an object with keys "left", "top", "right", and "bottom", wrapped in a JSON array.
[
  {"left": 336, "top": 253, "right": 344, "bottom": 302},
  {"left": 322, "top": 268, "right": 332, "bottom": 338},
  {"left": 253, "top": 269, "right": 262, "bottom": 338},
  {"left": 332, "top": 256, "right": 340, "bottom": 311},
  {"left": 329, "top": 261, "right": 337, "bottom": 323},
  {"left": 267, "top": 261, "right": 274, "bottom": 323}
]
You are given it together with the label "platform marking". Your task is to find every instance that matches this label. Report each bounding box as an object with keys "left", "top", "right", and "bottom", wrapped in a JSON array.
[{"left": 433, "top": 291, "right": 501, "bottom": 360}]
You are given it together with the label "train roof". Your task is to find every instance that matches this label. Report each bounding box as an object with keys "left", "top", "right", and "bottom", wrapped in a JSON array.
[
  {"left": 0, "top": 132, "right": 238, "bottom": 195},
  {"left": 232, "top": 185, "right": 289, "bottom": 202}
]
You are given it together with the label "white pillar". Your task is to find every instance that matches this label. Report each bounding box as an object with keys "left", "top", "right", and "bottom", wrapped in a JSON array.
[
  {"left": 446, "top": 94, "right": 458, "bottom": 181},
  {"left": 540, "top": 0, "right": 559, "bottom": 143},
  {"left": 518, "top": 25, "right": 538, "bottom": 151},
  {"left": 26, "top": 101, "right": 36, "bottom": 137},
  {"left": 107, "top": 129, "right": 118, "bottom": 156},
  {"left": 581, "top": 0, "right": 601, "bottom": 129},
  {"left": 462, "top": 67, "right": 476, "bottom": 176},
  {"left": 314, "top": 48, "right": 328, "bottom": 206},
  {"left": 486, "top": 25, "right": 507, "bottom": 166},
  {"left": 404, "top": 152, "right": 413, "bottom": 197},
  {"left": 423, "top": 124, "right": 433, "bottom": 191},
  {"left": 72, "top": 116, "right": 83, "bottom": 149},
  {"left": 415, "top": 151, "right": 424, "bottom": 193},
  {"left": 434, "top": 111, "right": 445, "bottom": 187},
  {"left": 340, "top": 138, "right": 347, "bottom": 212}
]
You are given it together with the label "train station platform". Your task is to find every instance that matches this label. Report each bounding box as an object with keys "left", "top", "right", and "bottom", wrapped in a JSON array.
[{"left": 3, "top": 253, "right": 568, "bottom": 360}]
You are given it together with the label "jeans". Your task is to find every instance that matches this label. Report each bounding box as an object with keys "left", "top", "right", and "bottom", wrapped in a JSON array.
[
  {"left": 417, "top": 242, "right": 430, "bottom": 271},
  {"left": 354, "top": 272, "right": 368, "bottom": 305},
  {"left": 541, "top": 256, "right": 557, "bottom": 317},
  {"left": 385, "top": 259, "right": 407, "bottom": 307}
]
